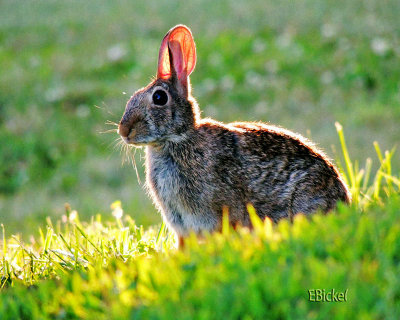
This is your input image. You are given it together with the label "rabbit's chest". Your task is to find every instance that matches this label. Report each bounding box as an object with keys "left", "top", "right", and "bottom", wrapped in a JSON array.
[
  {"left": 147, "top": 153, "right": 217, "bottom": 234},
  {"left": 150, "top": 158, "right": 186, "bottom": 206}
]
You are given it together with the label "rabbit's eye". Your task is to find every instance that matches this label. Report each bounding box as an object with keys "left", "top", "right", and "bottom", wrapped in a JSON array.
[{"left": 152, "top": 90, "right": 168, "bottom": 106}]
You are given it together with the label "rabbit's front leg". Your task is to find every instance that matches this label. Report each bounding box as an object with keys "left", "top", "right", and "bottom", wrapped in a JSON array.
[
  {"left": 178, "top": 236, "right": 185, "bottom": 249},
  {"left": 162, "top": 208, "right": 188, "bottom": 236}
]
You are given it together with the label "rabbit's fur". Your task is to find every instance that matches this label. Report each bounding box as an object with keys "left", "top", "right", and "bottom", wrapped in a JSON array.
[{"left": 118, "top": 25, "right": 350, "bottom": 241}]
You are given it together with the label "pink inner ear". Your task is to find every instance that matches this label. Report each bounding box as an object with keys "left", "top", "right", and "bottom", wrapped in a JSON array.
[
  {"left": 168, "top": 40, "right": 185, "bottom": 79},
  {"left": 157, "top": 26, "right": 196, "bottom": 80}
]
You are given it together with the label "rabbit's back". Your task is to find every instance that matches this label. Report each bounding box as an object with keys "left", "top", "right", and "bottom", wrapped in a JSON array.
[{"left": 230, "top": 122, "right": 350, "bottom": 221}]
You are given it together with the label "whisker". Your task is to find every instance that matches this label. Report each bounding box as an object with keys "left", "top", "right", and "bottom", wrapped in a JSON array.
[
  {"left": 108, "top": 135, "right": 143, "bottom": 184},
  {"left": 104, "top": 137, "right": 122, "bottom": 160},
  {"left": 93, "top": 102, "right": 117, "bottom": 117},
  {"left": 103, "top": 139, "right": 123, "bottom": 159},
  {"left": 98, "top": 129, "right": 118, "bottom": 134},
  {"left": 105, "top": 120, "right": 119, "bottom": 127},
  {"left": 129, "top": 146, "right": 141, "bottom": 184},
  {"left": 106, "top": 109, "right": 116, "bottom": 116},
  {"left": 112, "top": 138, "right": 124, "bottom": 151},
  {"left": 100, "top": 101, "right": 117, "bottom": 116}
]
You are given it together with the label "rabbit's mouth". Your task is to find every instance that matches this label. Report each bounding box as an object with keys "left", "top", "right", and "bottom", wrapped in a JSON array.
[
  {"left": 118, "top": 125, "right": 137, "bottom": 145},
  {"left": 120, "top": 133, "right": 159, "bottom": 147},
  {"left": 118, "top": 122, "right": 139, "bottom": 143},
  {"left": 118, "top": 120, "right": 165, "bottom": 146}
]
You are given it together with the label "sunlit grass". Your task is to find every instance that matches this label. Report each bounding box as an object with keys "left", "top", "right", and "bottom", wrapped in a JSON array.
[
  {"left": 335, "top": 122, "right": 399, "bottom": 210},
  {"left": 1, "top": 201, "right": 175, "bottom": 290}
]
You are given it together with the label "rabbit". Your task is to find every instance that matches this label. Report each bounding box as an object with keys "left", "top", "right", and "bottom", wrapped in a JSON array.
[{"left": 118, "top": 25, "right": 351, "bottom": 247}]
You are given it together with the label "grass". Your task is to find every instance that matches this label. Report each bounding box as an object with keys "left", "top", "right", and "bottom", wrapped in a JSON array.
[
  {"left": 0, "top": 126, "right": 399, "bottom": 319},
  {"left": 3, "top": 199, "right": 400, "bottom": 319}
]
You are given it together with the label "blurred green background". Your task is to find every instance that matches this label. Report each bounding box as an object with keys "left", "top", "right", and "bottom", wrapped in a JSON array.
[{"left": 0, "top": 0, "right": 399, "bottom": 234}]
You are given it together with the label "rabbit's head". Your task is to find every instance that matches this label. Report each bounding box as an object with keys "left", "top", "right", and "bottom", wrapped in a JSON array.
[{"left": 118, "top": 25, "right": 199, "bottom": 146}]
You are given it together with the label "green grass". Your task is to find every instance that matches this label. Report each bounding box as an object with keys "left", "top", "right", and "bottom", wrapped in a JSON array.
[
  {"left": 1, "top": 198, "right": 399, "bottom": 319},
  {"left": 1, "top": 0, "right": 400, "bottom": 233},
  {"left": 0, "top": 126, "right": 399, "bottom": 319}
]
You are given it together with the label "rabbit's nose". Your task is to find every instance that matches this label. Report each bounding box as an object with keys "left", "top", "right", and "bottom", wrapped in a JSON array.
[{"left": 118, "top": 123, "right": 131, "bottom": 138}]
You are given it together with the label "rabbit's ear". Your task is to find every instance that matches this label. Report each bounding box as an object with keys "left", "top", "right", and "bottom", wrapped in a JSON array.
[{"left": 157, "top": 25, "right": 196, "bottom": 95}]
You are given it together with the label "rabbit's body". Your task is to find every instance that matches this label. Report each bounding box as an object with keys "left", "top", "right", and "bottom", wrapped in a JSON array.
[
  {"left": 146, "top": 118, "right": 349, "bottom": 236},
  {"left": 118, "top": 25, "right": 351, "bottom": 244}
]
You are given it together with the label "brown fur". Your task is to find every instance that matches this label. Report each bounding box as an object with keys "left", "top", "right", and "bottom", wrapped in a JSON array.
[{"left": 118, "top": 26, "right": 351, "bottom": 240}]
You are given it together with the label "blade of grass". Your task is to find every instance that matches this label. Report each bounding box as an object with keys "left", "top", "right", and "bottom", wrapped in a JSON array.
[
  {"left": 1, "top": 224, "right": 6, "bottom": 258},
  {"left": 156, "top": 221, "right": 166, "bottom": 248},
  {"left": 335, "top": 122, "right": 356, "bottom": 192}
]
